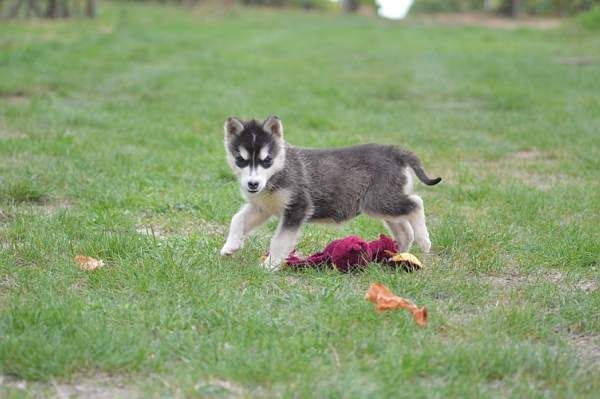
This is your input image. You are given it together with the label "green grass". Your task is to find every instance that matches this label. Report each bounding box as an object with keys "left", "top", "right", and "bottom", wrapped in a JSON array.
[{"left": 1, "top": 3, "right": 600, "bottom": 397}]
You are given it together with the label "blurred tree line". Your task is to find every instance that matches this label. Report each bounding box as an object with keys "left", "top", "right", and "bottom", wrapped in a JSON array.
[
  {"left": 238, "top": 0, "right": 332, "bottom": 8},
  {"left": 411, "top": 0, "right": 600, "bottom": 16},
  {"left": 2, "top": 0, "right": 599, "bottom": 19},
  {"left": 1, "top": 0, "right": 95, "bottom": 18},
  {"left": 237, "top": 0, "right": 600, "bottom": 16}
]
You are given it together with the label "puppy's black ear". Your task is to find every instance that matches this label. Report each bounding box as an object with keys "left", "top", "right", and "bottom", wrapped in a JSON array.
[
  {"left": 224, "top": 117, "right": 244, "bottom": 137},
  {"left": 262, "top": 115, "right": 283, "bottom": 138}
]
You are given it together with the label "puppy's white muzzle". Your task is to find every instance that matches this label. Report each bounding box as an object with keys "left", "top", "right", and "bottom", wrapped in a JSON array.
[{"left": 241, "top": 175, "right": 266, "bottom": 194}]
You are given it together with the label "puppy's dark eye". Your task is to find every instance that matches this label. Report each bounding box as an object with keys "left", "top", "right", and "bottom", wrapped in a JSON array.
[
  {"left": 235, "top": 156, "right": 248, "bottom": 167},
  {"left": 261, "top": 157, "right": 273, "bottom": 168}
]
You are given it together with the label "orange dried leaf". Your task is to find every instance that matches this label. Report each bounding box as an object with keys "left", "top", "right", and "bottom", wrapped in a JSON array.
[
  {"left": 365, "top": 283, "right": 427, "bottom": 327},
  {"left": 74, "top": 255, "right": 104, "bottom": 271}
]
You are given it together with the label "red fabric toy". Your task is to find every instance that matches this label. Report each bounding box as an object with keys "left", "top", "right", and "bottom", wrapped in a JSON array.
[{"left": 285, "top": 234, "right": 421, "bottom": 272}]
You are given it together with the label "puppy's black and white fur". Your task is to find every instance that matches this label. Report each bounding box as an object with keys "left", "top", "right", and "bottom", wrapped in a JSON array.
[{"left": 221, "top": 116, "right": 441, "bottom": 271}]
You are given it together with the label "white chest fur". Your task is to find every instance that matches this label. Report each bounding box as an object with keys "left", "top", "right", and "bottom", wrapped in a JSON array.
[{"left": 246, "top": 189, "right": 291, "bottom": 216}]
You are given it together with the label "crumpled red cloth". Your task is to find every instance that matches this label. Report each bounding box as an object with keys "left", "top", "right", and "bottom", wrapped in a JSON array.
[{"left": 285, "top": 234, "right": 412, "bottom": 272}]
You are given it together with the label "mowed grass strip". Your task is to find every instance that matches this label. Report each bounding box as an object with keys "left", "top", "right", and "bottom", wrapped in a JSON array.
[{"left": 1, "top": 3, "right": 599, "bottom": 397}]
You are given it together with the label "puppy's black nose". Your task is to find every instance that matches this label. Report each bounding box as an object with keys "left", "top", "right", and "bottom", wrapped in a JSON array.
[{"left": 247, "top": 181, "right": 259, "bottom": 191}]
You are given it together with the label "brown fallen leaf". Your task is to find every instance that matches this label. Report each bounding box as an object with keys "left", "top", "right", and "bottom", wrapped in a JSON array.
[
  {"left": 74, "top": 255, "right": 104, "bottom": 271},
  {"left": 365, "top": 283, "right": 427, "bottom": 327}
]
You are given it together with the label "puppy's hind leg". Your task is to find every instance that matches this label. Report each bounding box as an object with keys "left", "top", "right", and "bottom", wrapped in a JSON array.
[
  {"left": 221, "top": 204, "right": 270, "bottom": 256},
  {"left": 366, "top": 192, "right": 431, "bottom": 254},
  {"left": 403, "top": 195, "right": 431, "bottom": 253},
  {"left": 384, "top": 219, "right": 414, "bottom": 253}
]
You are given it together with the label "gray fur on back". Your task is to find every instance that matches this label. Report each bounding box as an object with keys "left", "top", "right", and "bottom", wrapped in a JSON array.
[{"left": 268, "top": 143, "right": 427, "bottom": 224}]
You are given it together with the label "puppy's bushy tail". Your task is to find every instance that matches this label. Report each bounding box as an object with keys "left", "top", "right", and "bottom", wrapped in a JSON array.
[{"left": 395, "top": 149, "right": 442, "bottom": 186}]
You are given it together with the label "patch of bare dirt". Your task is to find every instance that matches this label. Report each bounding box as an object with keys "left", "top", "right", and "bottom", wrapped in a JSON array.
[
  {"left": 414, "top": 12, "right": 563, "bottom": 30},
  {"left": 137, "top": 218, "right": 226, "bottom": 240},
  {"left": 540, "top": 271, "right": 598, "bottom": 289},
  {"left": 136, "top": 226, "right": 168, "bottom": 240},
  {"left": 51, "top": 377, "right": 139, "bottom": 399},
  {"left": 198, "top": 218, "right": 227, "bottom": 236},
  {"left": 546, "top": 270, "right": 566, "bottom": 284},
  {"left": 466, "top": 149, "right": 572, "bottom": 191},
  {"left": 511, "top": 149, "right": 547, "bottom": 160},
  {"left": 481, "top": 256, "right": 529, "bottom": 289},
  {"left": 577, "top": 280, "right": 598, "bottom": 292},
  {"left": 0, "top": 90, "right": 29, "bottom": 105},
  {"left": 38, "top": 199, "right": 73, "bottom": 216},
  {"left": 484, "top": 273, "right": 530, "bottom": 289},
  {"left": 435, "top": 98, "right": 487, "bottom": 110},
  {"left": 1, "top": 200, "right": 72, "bottom": 219},
  {"left": 0, "top": 218, "right": 12, "bottom": 252},
  {"left": 0, "top": 276, "right": 19, "bottom": 290},
  {"left": 483, "top": 267, "right": 597, "bottom": 294},
  {"left": 285, "top": 275, "right": 303, "bottom": 286},
  {"left": 511, "top": 170, "right": 567, "bottom": 191},
  {"left": 194, "top": 378, "right": 244, "bottom": 397},
  {"left": 1, "top": 374, "right": 140, "bottom": 399},
  {"left": 0, "top": 127, "right": 27, "bottom": 140},
  {"left": 555, "top": 57, "right": 597, "bottom": 66},
  {"left": 99, "top": 25, "right": 114, "bottom": 35},
  {"left": 483, "top": 379, "right": 513, "bottom": 396},
  {"left": 569, "top": 334, "right": 600, "bottom": 367}
]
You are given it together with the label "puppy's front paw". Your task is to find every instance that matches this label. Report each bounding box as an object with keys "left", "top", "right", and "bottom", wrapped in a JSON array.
[
  {"left": 261, "top": 255, "right": 283, "bottom": 272},
  {"left": 220, "top": 241, "right": 242, "bottom": 256}
]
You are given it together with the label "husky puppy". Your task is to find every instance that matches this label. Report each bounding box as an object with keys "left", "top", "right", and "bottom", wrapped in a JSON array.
[{"left": 221, "top": 115, "right": 441, "bottom": 271}]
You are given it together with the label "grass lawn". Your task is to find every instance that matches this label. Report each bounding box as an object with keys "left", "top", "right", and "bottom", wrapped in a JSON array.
[{"left": 1, "top": 2, "right": 599, "bottom": 397}]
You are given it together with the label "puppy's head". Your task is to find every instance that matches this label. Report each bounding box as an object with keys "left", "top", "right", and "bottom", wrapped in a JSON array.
[{"left": 224, "top": 115, "right": 285, "bottom": 195}]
